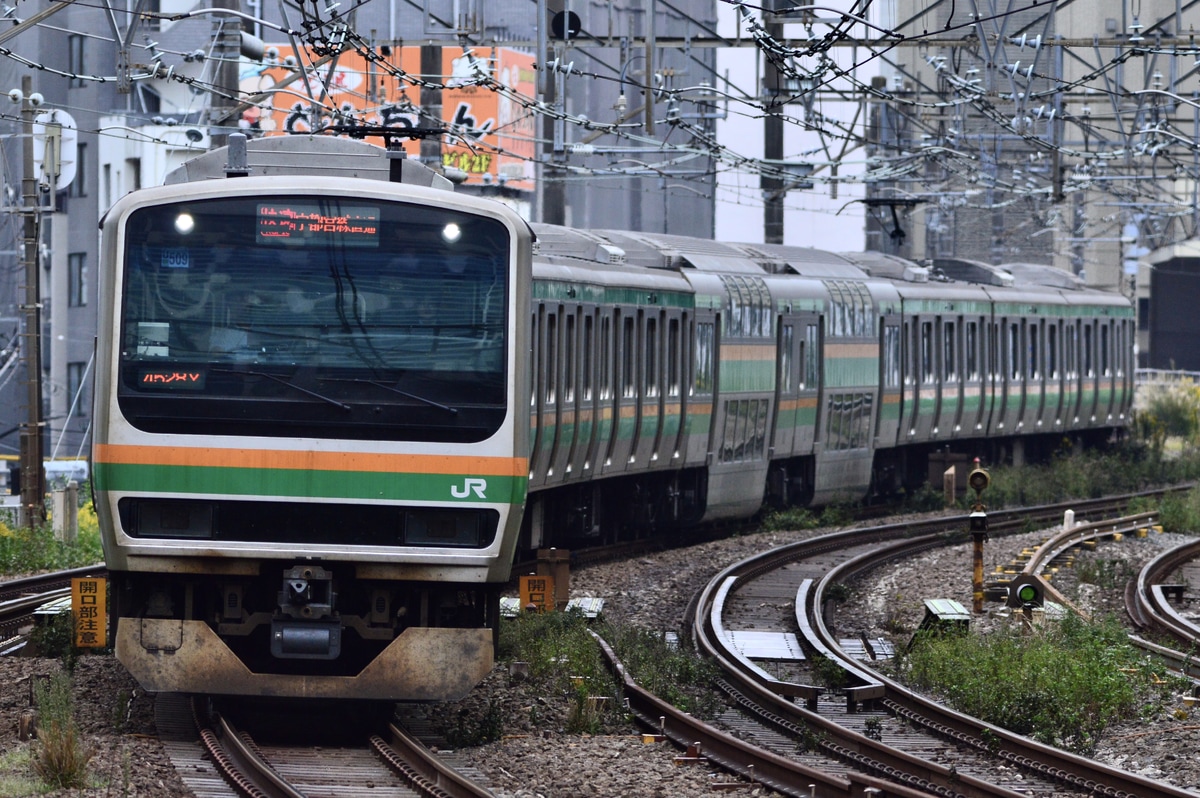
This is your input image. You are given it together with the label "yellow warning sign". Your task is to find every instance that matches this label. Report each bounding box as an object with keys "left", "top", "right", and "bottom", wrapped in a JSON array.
[
  {"left": 519, "top": 575, "right": 555, "bottom": 612},
  {"left": 70, "top": 577, "right": 107, "bottom": 648}
]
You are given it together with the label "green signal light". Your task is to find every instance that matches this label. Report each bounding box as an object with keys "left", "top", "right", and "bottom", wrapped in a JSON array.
[{"left": 1017, "top": 584, "right": 1038, "bottom": 603}]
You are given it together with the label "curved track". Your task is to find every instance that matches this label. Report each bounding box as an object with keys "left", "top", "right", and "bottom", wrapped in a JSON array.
[{"left": 685, "top": 497, "right": 1196, "bottom": 798}]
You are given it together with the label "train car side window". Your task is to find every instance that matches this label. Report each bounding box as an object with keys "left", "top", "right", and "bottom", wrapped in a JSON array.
[
  {"left": 1009, "top": 322, "right": 1021, "bottom": 380},
  {"left": 965, "top": 321, "right": 978, "bottom": 381},
  {"left": 1116, "top": 321, "right": 1126, "bottom": 377},
  {"left": 1066, "top": 323, "right": 1077, "bottom": 378},
  {"left": 883, "top": 324, "right": 900, "bottom": 388},
  {"left": 780, "top": 324, "right": 794, "bottom": 392},
  {"left": 1084, "top": 324, "right": 1094, "bottom": 377},
  {"left": 1048, "top": 324, "right": 1059, "bottom": 379},
  {"left": 920, "top": 321, "right": 934, "bottom": 384},
  {"left": 667, "top": 317, "right": 681, "bottom": 397},
  {"left": 545, "top": 310, "right": 558, "bottom": 406},
  {"left": 621, "top": 315, "right": 636, "bottom": 399},
  {"left": 564, "top": 311, "right": 576, "bottom": 404},
  {"left": 1101, "top": 323, "right": 1111, "bottom": 377},
  {"left": 599, "top": 314, "right": 613, "bottom": 401},
  {"left": 1029, "top": 323, "right": 1040, "bottom": 379},
  {"left": 805, "top": 323, "right": 820, "bottom": 389},
  {"left": 693, "top": 321, "right": 714, "bottom": 395},
  {"left": 902, "top": 321, "right": 912, "bottom": 385},
  {"left": 943, "top": 320, "right": 957, "bottom": 381},
  {"left": 530, "top": 310, "right": 539, "bottom": 407},
  {"left": 645, "top": 315, "right": 659, "bottom": 398},
  {"left": 582, "top": 313, "right": 594, "bottom": 402}
]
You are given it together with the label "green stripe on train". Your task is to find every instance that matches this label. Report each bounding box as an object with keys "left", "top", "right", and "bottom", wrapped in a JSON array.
[
  {"left": 718, "top": 360, "right": 776, "bottom": 392},
  {"left": 824, "top": 357, "right": 878, "bottom": 387},
  {"left": 94, "top": 463, "right": 528, "bottom": 504}
]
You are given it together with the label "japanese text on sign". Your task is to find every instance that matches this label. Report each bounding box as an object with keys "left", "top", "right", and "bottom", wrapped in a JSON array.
[
  {"left": 71, "top": 577, "right": 107, "bottom": 648},
  {"left": 519, "top": 575, "right": 555, "bottom": 613}
]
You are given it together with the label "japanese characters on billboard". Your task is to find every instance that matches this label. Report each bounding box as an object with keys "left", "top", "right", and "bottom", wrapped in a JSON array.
[{"left": 241, "top": 46, "right": 536, "bottom": 190}]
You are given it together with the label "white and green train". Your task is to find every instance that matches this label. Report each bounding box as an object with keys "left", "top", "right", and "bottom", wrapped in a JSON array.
[{"left": 93, "top": 135, "right": 1133, "bottom": 702}]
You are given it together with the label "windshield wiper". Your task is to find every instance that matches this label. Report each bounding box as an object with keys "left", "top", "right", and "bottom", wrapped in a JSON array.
[
  {"left": 335, "top": 378, "right": 458, "bottom": 416},
  {"left": 211, "top": 368, "right": 351, "bottom": 411}
]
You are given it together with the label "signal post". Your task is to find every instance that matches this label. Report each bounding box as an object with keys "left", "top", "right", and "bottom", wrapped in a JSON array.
[{"left": 967, "top": 464, "right": 990, "bottom": 614}]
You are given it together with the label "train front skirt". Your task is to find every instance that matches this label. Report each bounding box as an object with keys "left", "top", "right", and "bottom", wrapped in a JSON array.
[{"left": 116, "top": 618, "right": 493, "bottom": 700}]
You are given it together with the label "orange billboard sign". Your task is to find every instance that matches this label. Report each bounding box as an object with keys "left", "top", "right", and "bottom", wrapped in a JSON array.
[{"left": 240, "top": 46, "right": 536, "bottom": 189}]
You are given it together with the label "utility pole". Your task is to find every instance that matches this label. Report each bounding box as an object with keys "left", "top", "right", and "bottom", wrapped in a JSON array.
[
  {"left": 537, "top": 0, "right": 566, "bottom": 225},
  {"left": 762, "top": 19, "right": 784, "bottom": 245},
  {"left": 210, "top": 0, "right": 242, "bottom": 148},
  {"left": 419, "top": 44, "right": 443, "bottom": 169},
  {"left": 18, "top": 74, "right": 45, "bottom": 528}
]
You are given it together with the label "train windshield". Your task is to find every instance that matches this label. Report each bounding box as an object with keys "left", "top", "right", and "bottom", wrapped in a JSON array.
[{"left": 116, "top": 195, "right": 511, "bottom": 443}]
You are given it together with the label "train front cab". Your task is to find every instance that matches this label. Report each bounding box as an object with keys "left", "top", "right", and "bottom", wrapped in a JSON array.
[{"left": 94, "top": 153, "right": 533, "bottom": 702}]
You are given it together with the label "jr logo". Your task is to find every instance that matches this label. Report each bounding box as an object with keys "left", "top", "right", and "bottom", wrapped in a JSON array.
[{"left": 451, "top": 478, "right": 488, "bottom": 499}]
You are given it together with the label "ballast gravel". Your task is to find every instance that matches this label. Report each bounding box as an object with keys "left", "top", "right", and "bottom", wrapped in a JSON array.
[{"left": 3, "top": 511, "right": 1200, "bottom": 796}]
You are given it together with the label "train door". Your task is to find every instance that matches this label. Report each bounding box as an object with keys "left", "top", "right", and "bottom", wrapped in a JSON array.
[
  {"left": 771, "top": 314, "right": 799, "bottom": 457},
  {"left": 1081, "top": 320, "right": 1098, "bottom": 424},
  {"left": 963, "top": 317, "right": 985, "bottom": 435},
  {"left": 588, "top": 309, "right": 614, "bottom": 473},
  {"left": 685, "top": 310, "right": 717, "bottom": 465},
  {"left": 800, "top": 314, "right": 819, "bottom": 443},
  {"left": 604, "top": 308, "right": 639, "bottom": 474},
  {"left": 1027, "top": 318, "right": 1045, "bottom": 431},
  {"left": 561, "top": 305, "right": 593, "bottom": 480},
  {"left": 999, "top": 318, "right": 1024, "bottom": 433},
  {"left": 912, "top": 314, "right": 936, "bottom": 440},
  {"left": 898, "top": 314, "right": 916, "bottom": 440},
  {"left": 1117, "top": 317, "right": 1133, "bottom": 422},
  {"left": 1046, "top": 319, "right": 1064, "bottom": 429},
  {"left": 542, "top": 305, "right": 567, "bottom": 484},
  {"left": 983, "top": 317, "right": 999, "bottom": 435},
  {"left": 633, "top": 308, "right": 664, "bottom": 468},
  {"left": 657, "top": 310, "right": 687, "bottom": 467},
  {"left": 1063, "top": 319, "right": 1079, "bottom": 427},
  {"left": 528, "top": 304, "right": 547, "bottom": 489},
  {"left": 939, "top": 315, "right": 963, "bottom": 437},
  {"left": 1098, "top": 319, "right": 1115, "bottom": 423},
  {"left": 876, "top": 314, "right": 902, "bottom": 446}
]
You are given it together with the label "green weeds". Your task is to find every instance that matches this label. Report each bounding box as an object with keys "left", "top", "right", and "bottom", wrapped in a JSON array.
[
  {"left": 903, "top": 614, "right": 1179, "bottom": 754},
  {"left": 0, "top": 487, "right": 103, "bottom": 575},
  {"left": 33, "top": 672, "right": 94, "bottom": 790}
]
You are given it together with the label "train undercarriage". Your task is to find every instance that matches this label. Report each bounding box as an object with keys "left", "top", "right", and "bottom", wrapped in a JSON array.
[{"left": 110, "top": 565, "right": 500, "bottom": 700}]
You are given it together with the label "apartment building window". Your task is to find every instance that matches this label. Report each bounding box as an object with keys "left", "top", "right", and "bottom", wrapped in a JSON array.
[
  {"left": 68, "top": 253, "right": 87, "bottom": 307},
  {"left": 68, "top": 144, "right": 87, "bottom": 198},
  {"left": 126, "top": 158, "right": 142, "bottom": 192},
  {"left": 68, "top": 35, "right": 85, "bottom": 88},
  {"left": 67, "top": 362, "right": 89, "bottom": 416}
]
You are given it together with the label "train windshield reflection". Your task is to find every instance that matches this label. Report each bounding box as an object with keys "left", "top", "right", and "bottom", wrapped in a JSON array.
[{"left": 116, "top": 195, "right": 510, "bottom": 442}]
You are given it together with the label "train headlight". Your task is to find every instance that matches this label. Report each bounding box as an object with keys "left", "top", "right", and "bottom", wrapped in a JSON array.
[
  {"left": 174, "top": 212, "right": 195, "bottom": 234},
  {"left": 441, "top": 222, "right": 462, "bottom": 243}
]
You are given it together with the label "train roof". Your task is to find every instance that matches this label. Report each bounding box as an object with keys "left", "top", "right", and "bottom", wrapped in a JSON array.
[
  {"left": 531, "top": 224, "right": 870, "bottom": 279},
  {"left": 837, "top": 251, "right": 932, "bottom": 283},
  {"left": 163, "top": 135, "right": 454, "bottom": 190}
]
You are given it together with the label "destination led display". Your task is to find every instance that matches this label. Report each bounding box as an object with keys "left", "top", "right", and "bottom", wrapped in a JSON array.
[{"left": 257, "top": 203, "right": 380, "bottom": 246}]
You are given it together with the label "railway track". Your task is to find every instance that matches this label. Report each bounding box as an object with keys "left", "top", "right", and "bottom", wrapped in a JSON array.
[
  {"left": 1126, "top": 532, "right": 1200, "bottom": 681},
  {"left": 163, "top": 696, "right": 497, "bottom": 798},
  {"left": 3, "top": 489, "right": 1197, "bottom": 796},
  {"left": 653, "top": 495, "right": 1200, "bottom": 798}
]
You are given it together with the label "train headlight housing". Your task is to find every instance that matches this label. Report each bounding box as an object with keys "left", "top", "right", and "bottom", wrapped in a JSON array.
[{"left": 128, "top": 499, "right": 215, "bottom": 538}]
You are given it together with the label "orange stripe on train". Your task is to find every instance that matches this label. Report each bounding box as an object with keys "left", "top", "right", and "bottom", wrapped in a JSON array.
[{"left": 93, "top": 444, "right": 527, "bottom": 476}]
